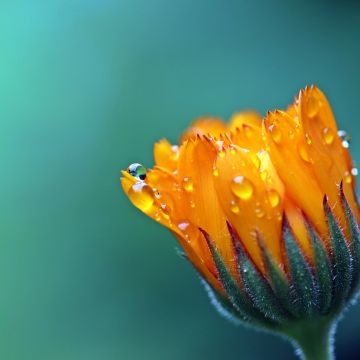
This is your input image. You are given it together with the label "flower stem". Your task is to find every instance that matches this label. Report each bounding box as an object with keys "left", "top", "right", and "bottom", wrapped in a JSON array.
[{"left": 283, "top": 318, "right": 336, "bottom": 360}]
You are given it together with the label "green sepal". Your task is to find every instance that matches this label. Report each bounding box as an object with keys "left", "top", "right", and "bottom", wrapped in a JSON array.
[
  {"left": 304, "top": 216, "right": 332, "bottom": 314},
  {"left": 324, "top": 195, "right": 353, "bottom": 311},
  {"left": 200, "top": 228, "right": 275, "bottom": 327},
  {"left": 257, "top": 233, "right": 294, "bottom": 316},
  {"left": 227, "top": 223, "right": 291, "bottom": 324},
  {"left": 339, "top": 183, "right": 360, "bottom": 299},
  {"left": 283, "top": 216, "right": 318, "bottom": 316},
  {"left": 200, "top": 278, "right": 243, "bottom": 326}
]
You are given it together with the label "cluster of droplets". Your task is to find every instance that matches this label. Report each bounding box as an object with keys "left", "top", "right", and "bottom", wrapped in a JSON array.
[
  {"left": 229, "top": 173, "right": 281, "bottom": 220},
  {"left": 127, "top": 163, "right": 173, "bottom": 225},
  {"left": 266, "top": 95, "right": 357, "bottom": 184}
]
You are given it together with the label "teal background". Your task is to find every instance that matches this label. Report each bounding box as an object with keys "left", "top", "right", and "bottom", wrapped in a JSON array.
[{"left": 1, "top": 0, "right": 360, "bottom": 359}]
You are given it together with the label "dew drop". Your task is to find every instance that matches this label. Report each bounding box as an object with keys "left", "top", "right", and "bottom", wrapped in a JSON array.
[
  {"left": 251, "top": 154, "right": 261, "bottom": 169},
  {"left": 182, "top": 177, "right": 194, "bottom": 192},
  {"left": 306, "top": 95, "right": 320, "bottom": 118},
  {"left": 190, "top": 200, "right": 196, "bottom": 209},
  {"left": 298, "top": 142, "right": 311, "bottom": 163},
  {"left": 218, "top": 148, "right": 226, "bottom": 158},
  {"left": 127, "top": 163, "right": 147, "bottom": 181},
  {"left": 230, "top": 200, "right": 240, "bottom": 214},
  {"left": 177, "top": 221, "right": 197, "bottom": 241},
  {"left": 213, "top": 166, "right": 219, "bottom": 177},
  {"left": 305, "top": 133, "right": 312, "bottom": 145},
  {"left": 344, "top": 171, "right": 352, "bottom": 184},
  {"left": 260, "top": 170, "right": 268, "bottom": 182},
  {"left": 322, "top": 127, "right": 334, "bottom": 145},
  {"left": 231, "top": 176, "right": 254, "bottom": 200},
  {"left": 288, "top": 130, "right": 295, "bottom": 140},
  {"left": 338, "top": 130, "right": 351, "bottom": 149},
  {"left": 255, "top": 207, "right": 265, "bottom": 218},
  {"left": 268, "top": 189, "right": 280, "bottom": 208},
  {"left": 244, "top": 125, "right": 252, "bottom": 138},
  {"left": 153, "top": 188, "right": 161, "bottom": 199},
  {"left": 160, "top": 204, "right": 171, "bottom": 219},
  {"left": 351, "top": 167, "right": 358, "bottom": 177},
  {"left": 269, "top": 124, "right": 282, "bottom": 144},
  {"left": 128, "top": 182, "right": 154, "bottom": 212}
]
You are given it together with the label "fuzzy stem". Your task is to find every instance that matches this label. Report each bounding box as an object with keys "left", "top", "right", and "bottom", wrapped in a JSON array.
[{"left": 284, "top": 318, "right": 336, "bottom": 360}]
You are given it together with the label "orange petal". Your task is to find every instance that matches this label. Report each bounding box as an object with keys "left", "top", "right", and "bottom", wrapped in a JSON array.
[
  {"left": 284, "top": 198, "right": 313, "bottom": 262},
  {"left": 299, "top": 86, "right": 359, "bottom": 228},
  {"left": 180, "top": 117, "right": 226, "bottom": 143},
  {"left": 263, "top": 110, "right": 328, "bottom": 238},
  {"left": 177, "top": 137, "right": 236, "bottom": 276},
  {"left": 154, "top": 139, "right": 179, "bottom": 172},
  {"left": 213, "top": 145, "right": 284, "bottom": 273}
]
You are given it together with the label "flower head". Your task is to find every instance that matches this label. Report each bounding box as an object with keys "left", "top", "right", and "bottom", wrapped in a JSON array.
[{"left": 121, "top": 86, "right": 360, "bottom": 338}]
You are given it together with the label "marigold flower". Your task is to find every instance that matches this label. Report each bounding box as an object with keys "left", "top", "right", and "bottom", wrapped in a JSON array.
[{"left": 121, "top": 86, "right": 360, "bottom": 360}]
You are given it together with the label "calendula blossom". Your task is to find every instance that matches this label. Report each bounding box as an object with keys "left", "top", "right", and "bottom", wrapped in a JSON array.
[{"left": 121, "top": 86, "right": 360, "bottom": 360}]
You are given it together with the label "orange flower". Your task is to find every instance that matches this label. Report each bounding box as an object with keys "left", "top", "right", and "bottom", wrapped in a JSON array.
[{"left": 121, "top": 86, "right": 359, "bottom": 295}]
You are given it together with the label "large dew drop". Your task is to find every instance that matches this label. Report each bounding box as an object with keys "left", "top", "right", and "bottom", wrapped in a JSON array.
[
  {"left": 231, "top": 176, "right": 254, "bottom": 200},
  {"left": 128, "top": 182, "right": 155, "bottom": 212},
  {"left": 127, "top": 163, "right": 147, "bottom": 181}
]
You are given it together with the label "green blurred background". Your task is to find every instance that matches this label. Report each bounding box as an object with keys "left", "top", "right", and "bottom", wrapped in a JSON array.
[{"left": 1, "top": 0, "right": 360, "bottom": 359}]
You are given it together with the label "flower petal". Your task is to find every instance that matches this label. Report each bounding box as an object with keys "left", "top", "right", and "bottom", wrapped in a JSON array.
[
  {"left": 180, "top": 117, "right": 226, "bottom": 143},
  {"left": 263, "top": 110, "right": 328, "bottom": 238},
  {"left": 299, "top": 86, "right": 359, "bottom": 228},
  {"left": 213, "top": 145, "right": 284, "bottom": 273},
  {"left": 177, "top": 137, "right": 237, "bottom": 276}
]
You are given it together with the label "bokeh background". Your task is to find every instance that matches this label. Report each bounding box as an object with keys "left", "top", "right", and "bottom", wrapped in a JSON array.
[{"left": 1, "top": 0, "right": 360, "bottom": 359}]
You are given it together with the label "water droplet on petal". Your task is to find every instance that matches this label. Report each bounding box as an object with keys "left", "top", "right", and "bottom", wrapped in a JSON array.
[
  {"left": 322, "top": 127, "right": 334, "bottom": 145},
  {"left": 344, "top": 171, "right": 352, "bottom": 184},
  {"left": 351, "top": 167, "right": 358, "bottom": 177},
  {"left": 213, "top": 166, "right": 219, "bottom": 177},
  {"left": 255, "top": 207, "right": 265, "bottom": 218},
  {"left": 128, "top": 182, "right": 154, "bottom": 212},
  {"left": 298, "top": 142, "right": 311, "bottom": 163},
  {"left": 229, "top": 144, "right": 236, "bottom": 155},
  {"left": 177, "top": 221, "right": 197, "bottom": 241},
  {"left": 305, "top": 133, "right": 312, "bottom": 145},
  {"left": 288, "top": 130, "right": 295, "bottom": 140},
  {"left": 269, "top": 124, "right": 282, "bottom": 144},
  {"left": 230, "top": 200, "right": 240, "bottom": 214},
  {"left": 306, "top": 95, "right": 321, "bottom": 118},
  {"left": 243, "top": 125, "right": 252, "bottom": 138},
  {"left": 231, "top": 176, "right": 254, "bottom": 200},
  {"left": 338, "top": 130, "right": 351, "bottom": 148},
  {"left": 160, "top": 204, "right": 171, "bottom": 219},
  {"left": 190, "top": 200, "right": 196, "bottom": 208},
  {"left": 182, "top": 177, "right": 194, "bottom": 192},
  {"left": 127, "top": 163, "right": 147, "bottom": 181},
  {"left": 153, "top": 188, "right": 161, "bottom": 199},
  {"left": 251, "top": 154, "right": 261, "bottom": 169},
  {"left": 268, "top": 189, "right": 280, "bottom": 208},
  {"left": 260, "top": 170, "right": 268, "bottom": 182}
]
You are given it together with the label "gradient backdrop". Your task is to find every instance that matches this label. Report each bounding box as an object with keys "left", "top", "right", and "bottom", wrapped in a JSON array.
[{"left": 1, "top": 0, "right": 360, "bottom": 359}]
